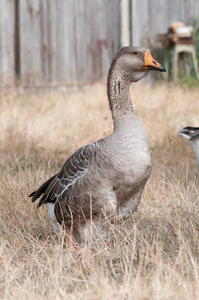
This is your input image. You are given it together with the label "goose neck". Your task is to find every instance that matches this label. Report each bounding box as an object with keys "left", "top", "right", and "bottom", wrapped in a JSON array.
[{"left": 107, "top": 70, "right": 134, "bottom": 127}]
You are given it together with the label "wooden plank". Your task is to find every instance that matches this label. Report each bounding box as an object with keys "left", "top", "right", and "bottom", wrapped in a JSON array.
[
  {"left": 97, "top": 0, "right": 108, "bottom": 78},
  {"left": 154, "top": 0, "right": 169, "bottom": 34},
  {"left": 73, "top": 0, "right": 85, "bottom": 84},
  {"left": 103, "top": 0, "right": 121, "bottom": 76},
  {"left": 89, "top": 0, "right": 101, "bottom": 81},
  {"left": 47, "top": 0, "right": 58, "bottom": 85},
  {"left": 62, "top": 0, "right": 73, "bottom": 85},
  {"left": 0, "top": 0, "right": 15, "bottom": 86},
  {"left": 40, "top": 0, "right": 49, "bottom": 84},
  {"left": 68, "top": 0, "right": 77, "bottom": 84},
  {"left": 183, "top": 0, "right": 199, "bottom": 24},
  {"left": 167, "top": 0, "right": 182, "bottom": 25},
  {"left": 110, "top": 0, "right": 121, "bottom": 53},
  {"left": 56, "top": 0, "right": 76, "bottom": 85},
  {"left": 19, "top": 0, "right": 41, "bottom": 86},
  {"left": 131, "top": 0, "right": 150, "bottom": 46},
  {"left": 121, "top": 0, "right": 130, "bottom": 46},
  {"left": 102, "top": 0, "right": 112, "bottom": 76},
  {"left": 57, "top": 0, "right": 66, "bottom": 84},
  {"left": 83, "top": 0, "right": 92, "bottom": 83},
  {"left": 84, "top": 0, "right": 93, "bottom": 83}
]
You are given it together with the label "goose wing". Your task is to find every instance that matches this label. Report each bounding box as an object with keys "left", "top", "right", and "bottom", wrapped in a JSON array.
[{"left": 29, "top": 143, "right": 96, "bottom": 207}]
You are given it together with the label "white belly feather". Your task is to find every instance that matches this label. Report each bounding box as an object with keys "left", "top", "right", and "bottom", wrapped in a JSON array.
[{"left": 46, "top": 203, "right": 60, "bottom": 232}]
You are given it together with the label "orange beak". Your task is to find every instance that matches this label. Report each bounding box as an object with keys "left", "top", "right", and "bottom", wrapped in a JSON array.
[{"left": 144, "top": 50, "right": 166, "bottom": 72}]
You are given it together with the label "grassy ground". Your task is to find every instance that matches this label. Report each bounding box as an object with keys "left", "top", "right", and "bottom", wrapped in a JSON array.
[{"left": 0, "top": 82, "right": 199, "bottom": 299}]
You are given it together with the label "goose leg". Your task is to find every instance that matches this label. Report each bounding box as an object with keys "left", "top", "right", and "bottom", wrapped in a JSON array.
[{"left": 66, "top": 227, "right": 74, "bottom": 248}]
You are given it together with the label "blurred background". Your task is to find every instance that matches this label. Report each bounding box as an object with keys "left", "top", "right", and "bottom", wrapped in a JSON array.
[{"left": 0, "top": 0, "right": 199, "bottom": 90}]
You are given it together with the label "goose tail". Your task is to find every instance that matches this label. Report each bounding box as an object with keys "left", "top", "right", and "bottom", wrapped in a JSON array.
[{"left": 29, "top": 174, "right": 57, "bottom": 204}]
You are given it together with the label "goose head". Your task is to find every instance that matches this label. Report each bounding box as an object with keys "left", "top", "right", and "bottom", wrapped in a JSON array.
[{"left": 110, "top": 46, "right": 166, "bottom": 82}]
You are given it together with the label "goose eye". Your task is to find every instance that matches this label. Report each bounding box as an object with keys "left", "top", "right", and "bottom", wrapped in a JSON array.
[{"left": 133, "top": 52, "right": 138, "bottom": 56}]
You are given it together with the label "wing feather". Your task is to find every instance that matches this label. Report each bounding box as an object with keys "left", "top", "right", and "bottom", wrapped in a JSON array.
[{"left": 29, "top": 143, "right": 95, "bottom": 207}]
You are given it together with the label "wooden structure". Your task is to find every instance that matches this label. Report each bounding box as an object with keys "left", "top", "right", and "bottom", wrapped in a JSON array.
[
  {"left": 123, "top": 0, "right": 199, "bottom": 47},
  {"left": 0, "top": 0, "right": 120, "bottom": 88},
  {"left": 157, "top": 22, "right": 199, "bottom": 81},
  {"left": 0, "top": 0, "right": 199, "bottom": 88}
]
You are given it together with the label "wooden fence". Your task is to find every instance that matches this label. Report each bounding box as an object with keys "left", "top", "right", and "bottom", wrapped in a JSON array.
[
  {"left": 0, "top": 0, "right": 120, "bottom": 87},
  {"left": 0, "top": 0, "right": 199, "bottom": 88}
]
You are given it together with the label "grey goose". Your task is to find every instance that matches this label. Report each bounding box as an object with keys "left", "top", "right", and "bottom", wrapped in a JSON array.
[
  {"left": 30, "top": 47, "right": 166, "bottom": 244},
  {"left": 177, "top": 125, "right": 199, "bottom": 167}
]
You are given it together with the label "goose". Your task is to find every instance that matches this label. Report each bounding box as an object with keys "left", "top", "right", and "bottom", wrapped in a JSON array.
[
  {"left": 177, "top": 125, "right": 199, "bottom": 167},
  {"left": 30, "top": 46, "right": 166, "bottom": 244}
]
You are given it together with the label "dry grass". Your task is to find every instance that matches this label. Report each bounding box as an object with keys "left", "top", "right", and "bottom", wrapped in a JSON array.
[{"left": 1, "top": 81, "right": 199, "bottom": 299}]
